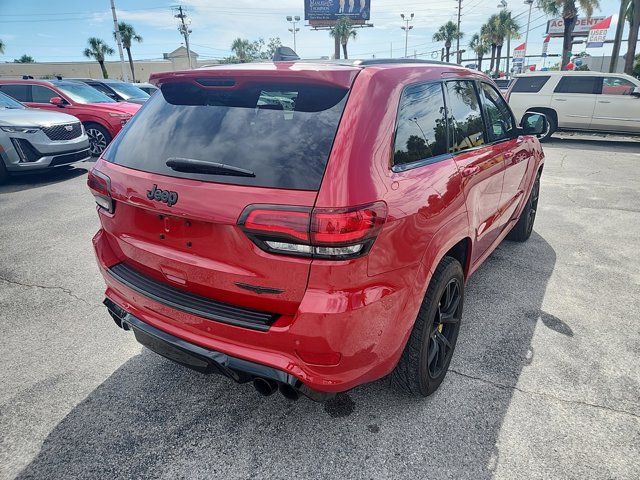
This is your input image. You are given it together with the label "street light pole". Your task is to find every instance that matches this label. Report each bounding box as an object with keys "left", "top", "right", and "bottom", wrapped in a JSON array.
[
  {"left": 109, "top": 0, "right": 128, "bottom": 81},
  {"left": 523, "top": 0, "right": 533, "bottom": 67},
  {"left": 286, "top": 15, "right": 301, "bottom": 52},
  {"left": 498, "top": 0, "right": 509, "bottom": 78},
  {"left": 400, "top": 13, "right": 414, "bottom": 58}
]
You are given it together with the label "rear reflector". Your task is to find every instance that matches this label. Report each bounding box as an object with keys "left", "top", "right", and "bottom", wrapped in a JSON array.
[
  {"left": 238, "top": 202, "right": 387, "bottom": 260},
  {"left": 87, "top": 168, "right": 114, "bottom": 213}
]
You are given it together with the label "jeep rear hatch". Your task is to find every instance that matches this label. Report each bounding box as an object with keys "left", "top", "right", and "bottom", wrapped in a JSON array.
[{"left": 92, "top": 65, "right": 360, "bottom": 326}]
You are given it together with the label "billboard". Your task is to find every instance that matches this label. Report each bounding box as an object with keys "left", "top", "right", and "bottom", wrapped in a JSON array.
[
  {"left": 546, "top": 17, "right": 606, "bottom": 37},
  {"left": 305, "top": 0, "right": 371, "bottom": 26},
  {"left": 586, "top": 16, "right": 612, "bottom": 48}
]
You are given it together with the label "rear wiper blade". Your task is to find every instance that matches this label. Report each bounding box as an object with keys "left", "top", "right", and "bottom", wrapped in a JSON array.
[{"left": 166, "top": 157, "right": 255, "bottom": 177}]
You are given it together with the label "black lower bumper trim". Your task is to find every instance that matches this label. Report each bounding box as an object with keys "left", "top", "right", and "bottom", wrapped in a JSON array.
[{"left": 104, "top": 297, "right": 299, "bottom": 386}]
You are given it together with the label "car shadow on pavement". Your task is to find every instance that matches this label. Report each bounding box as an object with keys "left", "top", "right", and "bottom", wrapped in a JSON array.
[
  {"left": 0, "top": 161, "right": 94, "bottom": 194},
  {"left": 545, "top": 136, "right": 640, "bottom": 154},
  {"left": 16, "top": 233, "right": 557, "bottom": 480}
]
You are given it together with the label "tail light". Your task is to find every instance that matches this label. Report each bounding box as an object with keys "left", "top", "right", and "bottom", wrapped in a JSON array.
[
  {"left": 238, "top": 202, "right": 387, "bottom": 260},
  {"left": 87, "top": 168, "right": 114, "bottom": 213}
]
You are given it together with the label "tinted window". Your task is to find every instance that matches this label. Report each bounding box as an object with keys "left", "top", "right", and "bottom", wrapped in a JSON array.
[
  {"left": 445, "top": 81, "right": 485, "bottom": 153},
  {"left": 601, "top": 77, "right": 637, "bottom": 95},
  {"left": 480, "top": 83, "right": 515, "bottom": 142},
  {"left": 511, "top": 76, "right": 550, "bottom": 93},
  {"left": 89, "top": 82, "right": 117, "bottom": 98},
  {"left": 107, "top": 82, "right": 149, "bottom": 100},
  {"left": 0, "top": 84, "right": 29, "bottom": 102},
  {"left": 31, "top": 85, "right": 58, "bottom": 103},
  {"left": 554, "top": 76, "right": 598, "bottom": 94},
  {"left": 0, "top": 91, "right": 25, "bottom": 109},
  {"left": 393, "top": 83, "right": 448, "bottom": 166},
  {"left": 103, "top": 82, "right": 349, "bottom": 190}
]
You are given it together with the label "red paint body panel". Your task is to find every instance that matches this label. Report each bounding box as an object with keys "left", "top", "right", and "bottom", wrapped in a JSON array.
[{"left": 89, "top": 62, "right": 544, "bottom": 393}]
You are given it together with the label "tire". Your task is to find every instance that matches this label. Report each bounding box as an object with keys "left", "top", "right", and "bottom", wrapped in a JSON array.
[
  {"left": 84, "top": 123, "right": 112, "bottom": 157},
  {"left": 391, "top": 256, "right": 464, "bottom": 396},
  {"left": 507, "top": 172, "right": 541, "bottom": 242},
  {"left": 528, "top": 110, "right": 556, "bottom": 142},
  {"left": 0, "top": 159, "right": 9, "bottom": 185}
]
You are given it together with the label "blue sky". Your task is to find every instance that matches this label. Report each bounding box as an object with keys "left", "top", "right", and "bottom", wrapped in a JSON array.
[{"left": 0, "top": 0, "right": 628, "bottom": 65}]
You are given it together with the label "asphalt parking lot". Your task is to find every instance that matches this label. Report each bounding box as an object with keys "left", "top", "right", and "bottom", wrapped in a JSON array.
[{"left": 1, "top": 136, "right": 639, "bottom": 479}]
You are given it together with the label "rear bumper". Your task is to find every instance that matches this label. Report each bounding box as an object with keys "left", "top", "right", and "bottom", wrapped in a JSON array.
[{"left": 93, "top": 229, "right": 420, "bottom": 394}]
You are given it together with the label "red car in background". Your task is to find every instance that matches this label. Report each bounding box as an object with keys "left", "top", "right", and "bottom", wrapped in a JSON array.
[
  {"left": 0, "top": 79, "right": 140, "bottom": 156},
  {"left": 88, "top": 59, "right": 547, "bottom": 401}
]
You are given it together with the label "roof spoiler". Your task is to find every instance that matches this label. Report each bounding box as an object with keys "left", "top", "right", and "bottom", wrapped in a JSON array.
[{"left": 273, "top": 47, "right": 300, "bottom": 62}]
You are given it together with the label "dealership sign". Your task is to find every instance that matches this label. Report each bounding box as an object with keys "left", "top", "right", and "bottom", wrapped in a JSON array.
[
  {"left": 586, "top": 16, "right": 612, "bottom": 48},
  {"left": 546, "top": 17, "right": 606, "bottom": 37},
  {"left": 305, "top": 0, "right": 371, "bottom": 26}
]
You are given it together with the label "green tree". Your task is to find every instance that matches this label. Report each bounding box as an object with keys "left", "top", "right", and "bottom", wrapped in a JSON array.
[
  {"left": 433, "top": 21, "right": 463, "bottom": 62},
  {"left": 624, "top": 0, "right": 640, "bottom": 75},
  {"left": 469, "top": 33, "right": 490, "bottom": 71},
  {"left": 228, "top": 37, "right": 282, "bottom": 63},
  {"left": 536, "top": 0, "right": 600, "bottom": 71},
  {"left": 482, "top": 18, "right": 499, "bottom": 73},
  {"left": 83, "top": 37, "right": 115, "bottom": 79},
  {"left": 0, "top": 39, "right": 5, "bottom": 54},
  {"left": 634, "top": 53, "right": 640, "bottom": 78},
  {"left": 330, "top": 17, "right": 357, "bottom": 60},
  {"left": 14, "top": 54, "right": 35, "bottom": 63},
  {"left": 491, "top": 10, "right": 520, "bottom": 77},
  {"left": 114, "top": 22, "right": 143, "bottom": 82}
]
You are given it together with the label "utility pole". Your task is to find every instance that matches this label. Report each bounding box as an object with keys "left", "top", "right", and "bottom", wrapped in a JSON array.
[
  {"left": 400, "top": 13, "right": 414, "bottom": 58},
  {"left": 286, "top": 16, "right": 301, "bottom": 52},
  {"left": 498, "top": 0, "right": 509, "bottom": 78},
  {"left": 609, "top": 0, "right": 626, "bottom": 72},
  {"left": 175, "top": 5, "right": 193, "bottom": 69},
  {"left": 523, "top": 0, "right": 533, "bottom": 67},
  {"left": 109, "top": 0, "right": 128, "bottom": 81},
  {"left": 456, "top": 0, "right": 462, "bottom": 63}
]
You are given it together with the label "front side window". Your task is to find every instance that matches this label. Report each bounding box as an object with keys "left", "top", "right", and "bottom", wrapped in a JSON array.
[
  {"left": 601, "top": 77, "right": 637, "bottom": 96},
  {"left": 479, "top": 83, "right": 515, "bottom": 142},
  {"left": 445, "top": 81, "right": 485, "bottom": 153},
  {"left": 103, "top": 81, "right": 348, "bottom": 190},
  {"left": 54, "top": 82, "right": 115, "bottom": 104},
  {"left": 393, "top": 83, "right": 448, "bottom": 166},
  {"left": 31, "top": 85, "right": 58, "bottom": 103},
  {"left": 0, "top": 84, "right": 29, "bottom": 102},
  {"left": 554, "top": 76, "right": 599, "bottom": 94},
  {"left": 0, "top": 91, "right": 25, "bottom": 109}
]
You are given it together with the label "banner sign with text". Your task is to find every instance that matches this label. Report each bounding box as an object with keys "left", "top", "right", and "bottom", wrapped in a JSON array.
[{"left": 586, "top": 16, "right": 612, "bottom": 48}]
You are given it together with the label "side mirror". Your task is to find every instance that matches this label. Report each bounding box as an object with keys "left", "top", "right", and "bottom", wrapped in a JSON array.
[
  {"left": 49, "top": 96, "right": 66, "bottom": 107},
  {"left": 631, "top": 87, "right": 640, "bottom": 98},
  {"left": 521, "top": 112, "right": 548, "bottom": 138}
]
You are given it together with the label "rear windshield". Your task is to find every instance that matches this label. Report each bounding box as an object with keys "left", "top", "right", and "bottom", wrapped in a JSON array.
[
  {"left": 511, "top": 76, "right": 550, "bottom": 93},
  {"left": 103, "top": 81, "right": 349, "bottom": 190}
]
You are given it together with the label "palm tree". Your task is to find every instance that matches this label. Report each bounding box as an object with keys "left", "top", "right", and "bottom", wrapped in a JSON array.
[
  {"left": 330, "top": 17, "right": 357, "bottom": 59},
  {"left": 624, "top": 0, "right": 640, "bottom": 75},
  {"left": 482, "top": 18, "right": 499, "bottom": 73},
  {"left": 469, "top": 33, "right": 490, "bottom": 71},
  {"left": 83, "top": 37, "right": 115, "bottom": 79},
  {"left": 492, "top": 10, "right": 520, "bottom": 77},
  {"left": 0, "top": 39, "right": 4, "bottom": 54},
  {"left": 433, "top": 21, "right": 463, "bottom": 62},
  {"left": 231, "top": 38, "right": 252, "bottom": 62},
  {"left": 536, "top": 0, "right": 600, "bottom": 71},
  {"left": 114, "top": 22, "right": 142, "bottom": 82}
]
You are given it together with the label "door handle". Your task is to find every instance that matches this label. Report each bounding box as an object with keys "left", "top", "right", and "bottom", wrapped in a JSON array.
[
  {"left": 554, "top": 98, "right": 567, "bottom": 102},
  {"left": 598, "top": 100, "right": 611, "bottom": 104},
  {"left": 461, "top": 166, "right": 480, "bottom": 177}
]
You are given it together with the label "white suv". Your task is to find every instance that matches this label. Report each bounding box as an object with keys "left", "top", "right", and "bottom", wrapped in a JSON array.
[{"left": 507, "top": 71, "right": 640, "bottom": 140}]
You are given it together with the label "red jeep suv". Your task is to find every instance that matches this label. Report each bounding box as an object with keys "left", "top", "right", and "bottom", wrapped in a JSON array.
[
  {"left": 0, "top": 79, "right": 140, "bottom": 156},
  {"left": 88, "top": 60, "right": 546, "bottom": 401}
]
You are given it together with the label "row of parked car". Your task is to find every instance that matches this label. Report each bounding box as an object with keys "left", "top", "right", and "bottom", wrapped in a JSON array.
[{"left": 0, "top": 77, "right": 158, "bottom": 183}]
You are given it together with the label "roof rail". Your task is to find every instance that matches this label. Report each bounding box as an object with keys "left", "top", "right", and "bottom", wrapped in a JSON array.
[{"left": 353, "top": 58, "right": 453, "bottom": 66}]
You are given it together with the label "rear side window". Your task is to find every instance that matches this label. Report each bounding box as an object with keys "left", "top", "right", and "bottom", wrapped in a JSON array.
[
  {"left": 554, "top": 76, "right": 599, "bottom": 94},
  {"left": 393, "top": 83, "right": 448, "bottom": 167},
  {"left": 601, "top": 77, "right": 637, "bottom": 95},
  {"left": 511, "top": 76, "right": 550, "bottom": 93},
  {"left": 445, "top": 81, "right": 485, "bottom": 153},
  {"left": 0, "top": 84, "right": 29, "bottom": 102},
  {"left": 103, "top": 82, "right": 349, "bottom": 190}
]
